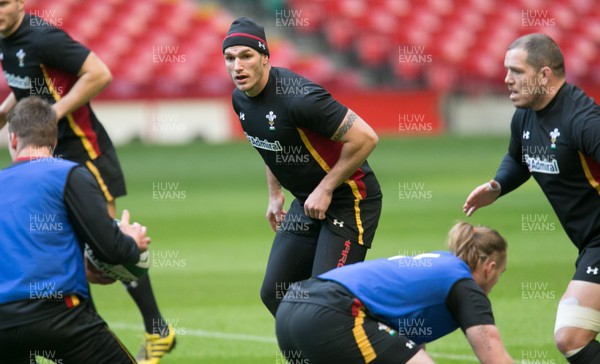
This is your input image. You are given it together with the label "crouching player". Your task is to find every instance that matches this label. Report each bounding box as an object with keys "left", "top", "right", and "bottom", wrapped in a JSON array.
[
  {"left": 275, "top": 221, "right": 514, "bottom": 363},
  {"left": 0, "top": 97, "right": 149, "bottom": 363}
]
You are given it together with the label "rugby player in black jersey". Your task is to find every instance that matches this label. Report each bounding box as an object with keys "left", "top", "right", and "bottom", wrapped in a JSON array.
[
  {"left": 223, "top": 17, "right": 383, "bottom": 317},
  {"left": 0, "top": 1, "right": 174, "bottom": 362},
  {"left": 464, "top": 33, "right": 600, "bottom": 363}
]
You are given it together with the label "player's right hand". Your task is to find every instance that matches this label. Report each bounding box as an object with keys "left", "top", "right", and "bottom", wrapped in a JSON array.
[
  {"left": 463, "top": 180, "right": 501, "bottom": 217},
  {"left": 266, "top": 193, "right": 286, "bottom": 232},
  {"left": 119, "top": 209, "right": 151, "bottom": 251}
]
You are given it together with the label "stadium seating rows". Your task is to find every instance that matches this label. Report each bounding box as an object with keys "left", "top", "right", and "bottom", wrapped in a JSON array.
[
  {"left": 5, "top": 0, "right": 600, "bottom": 97},
  {"left": 288, "top": 0, "right": 600, "bottom": 91},
  {"left": 13, "top": 0, "right": 355, "bottom": 98}
]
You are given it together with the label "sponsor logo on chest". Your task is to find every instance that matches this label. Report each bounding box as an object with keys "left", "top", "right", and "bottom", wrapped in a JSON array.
[
  {"left": 522, "top": 129, "right": 561, "bottom": 174},
  {"left": 244, "top": 132, "right": 283, "bottom": 151},
  {"left": 3, "top": 71, "right": 30, "bottom": 89}
]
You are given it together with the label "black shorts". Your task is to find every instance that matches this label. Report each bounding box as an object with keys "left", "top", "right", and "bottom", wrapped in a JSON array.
[
  {"left": 275, "top": 279, "right": 420, "bottom": 364},
  {"left": 285, "top": 197, "right": 381, "bottom": 248},
  {"left": 326, "top": 195, "right": 381, "bottom": 248},
  {"left": 0, "top": 298, "right": 135, "bottom": 364},
  {"left": 58, "top": 146, "right": 127, "bottom": 202},
  {"left": 261, "top": 203, "right": 371, "bottom": 316},
  {"left": 574, "top": 246, "right": 600, "bottom": 284},
  {"left": 54, "top": 113, "right": 127, "bottom": 201}
]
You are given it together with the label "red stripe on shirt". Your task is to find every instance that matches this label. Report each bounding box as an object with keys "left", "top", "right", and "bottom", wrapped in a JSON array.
[
  {"left": 42, "top": 65, "right": 101, "bottom": 157},
  {"left": 299, "top": 127, "right": 368, "bottom": 198},
  {"left": 582, "top": 154, "right": 600, "bottom": 192}
]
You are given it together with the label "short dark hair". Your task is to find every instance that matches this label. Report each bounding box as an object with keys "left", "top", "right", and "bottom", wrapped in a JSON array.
[
  {"left": 7, "top": 96, "right": 57, "bottom": 148},
  {"left": 508, "top": 33, "right": 565, "bottom": 77}
]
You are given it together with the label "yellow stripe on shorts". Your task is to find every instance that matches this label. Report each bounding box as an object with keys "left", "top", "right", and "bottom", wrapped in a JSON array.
[{"left": 352, "top": 309, "right": 377, "bottom": 363}]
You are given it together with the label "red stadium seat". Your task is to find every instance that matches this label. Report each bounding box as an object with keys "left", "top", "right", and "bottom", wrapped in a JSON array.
[
  {"left": 356, "top": 34, "right": 392, "bottom": 68},
  {"left": 324, "top": 17, "right": 357, "bottom": 51},
  {"left": 18, "top": 0, "right": 600, "bottom": 96}
]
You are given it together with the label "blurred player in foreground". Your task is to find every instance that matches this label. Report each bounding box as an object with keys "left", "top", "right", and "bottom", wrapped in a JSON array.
[
  {"left": 223, "top": 17, "right": 382, "bottom": 317},
  {"left": 464, "top": 33, "right": 600, "bottom": 363},
  {"left": 275, "top": 221, "right": 513, "bottom": 363},
  {"left": 0, "top": 1, "right": 174, "bottom": 361},
  {"left": 0, "top": 97, "right": 149, "bottom": 363}
]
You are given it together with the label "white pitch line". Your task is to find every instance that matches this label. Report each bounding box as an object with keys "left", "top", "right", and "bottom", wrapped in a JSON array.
[
  {"left": 430, "top": 352, "right": 479, "bottom": 362},
  {"left": 110, "top": 322, "right": 480, "bottom": 361},
  {"left": 110, "top": 322, "right": 277, "bottom": 344}
]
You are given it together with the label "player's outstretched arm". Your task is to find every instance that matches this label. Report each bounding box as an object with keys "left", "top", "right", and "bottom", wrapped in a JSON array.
[
  {"left": 266, "top": 165, "right": 286, "bottom": 232},
  {"left": 303, "top": 109, "right": 378, "bottom": 219},
  {"left": 65, "top": 167, "right": 143, "bottom": 265},
  {"left": 52, "top": 52, "right": 112, "bottom": 120},
  {"left": 0, "top": 92, "right": 17, "bottom": 130},
  {"left": 463, "top": 180, "right": 501, "bottom": 217},
  {"left": 465, "top": 324, "right": 514, "bottom": 363}
]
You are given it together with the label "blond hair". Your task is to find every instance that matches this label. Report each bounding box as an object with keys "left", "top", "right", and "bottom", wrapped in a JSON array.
[{"left": 447, "top": 221, "right": 507, "bottom": 271}]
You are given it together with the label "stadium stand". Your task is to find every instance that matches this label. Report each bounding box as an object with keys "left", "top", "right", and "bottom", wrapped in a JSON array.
[
  {"left": 8, "top": 0, "right": 599, "bottom": 99},
  {"left": 13, "top": 0, "right": 359, "bottom": 98}
]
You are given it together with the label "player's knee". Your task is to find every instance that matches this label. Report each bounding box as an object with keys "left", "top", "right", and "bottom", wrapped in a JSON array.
[
  {"left": 554, "top": 298, "right": 600, "bottom": 355},
  {"left": 259, "top": 283, "right": 279, "bottom": 317},
  {"left": 554, "top": 327, "right": 590, "bottom": 354}
]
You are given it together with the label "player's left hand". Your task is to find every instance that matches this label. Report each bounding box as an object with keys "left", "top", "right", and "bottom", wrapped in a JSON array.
[
  {"left": 85, "top": 258, "right": 116, "bottom": 285},
  {"left": 304, "top": 186, "right": 332, "bottom": 220},
  {"left": 463, "top": 180, "right": 501, "bottom": 217}
]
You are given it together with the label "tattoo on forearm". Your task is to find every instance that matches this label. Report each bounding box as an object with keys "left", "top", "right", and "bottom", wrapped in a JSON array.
[{"left": 332, "top": 112, "right": 356, "bottom": 141}]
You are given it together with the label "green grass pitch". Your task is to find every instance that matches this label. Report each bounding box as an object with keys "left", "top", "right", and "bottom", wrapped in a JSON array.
[{"left": 4, "top": 135, "right": 573, "bottom": 363}]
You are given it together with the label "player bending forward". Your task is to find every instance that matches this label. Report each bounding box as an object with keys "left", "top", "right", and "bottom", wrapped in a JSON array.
[{"left": 276, "top": 221, "right": 513, "bottom": 363}]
